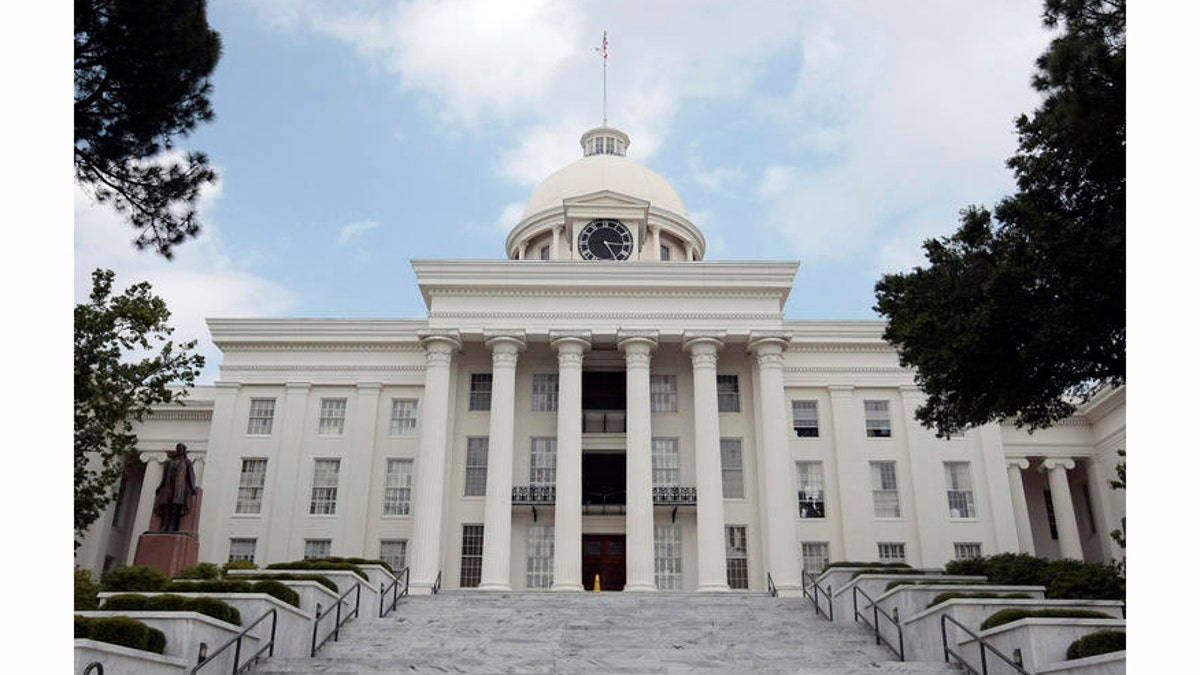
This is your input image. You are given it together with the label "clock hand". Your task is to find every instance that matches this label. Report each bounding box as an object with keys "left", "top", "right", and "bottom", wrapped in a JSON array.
[{"left": 604, "top": 240, "right": 622, "bottom": 258}]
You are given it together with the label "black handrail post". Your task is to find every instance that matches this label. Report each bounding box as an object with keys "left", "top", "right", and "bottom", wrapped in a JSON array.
[
  {"left": 980, "top": 637, "right": 989, "bottom": 674},
  {"left": 233, "top": 636, "right": 242, "bottom": 674},
  {"left": 334, "top": 596, "right": 343, "bottom": 643},
  {"left": 872, "top": 603, "right": 881, "bottom": 646},
  {"left": 941, "top": 615, "right": 950, "bottom": 664}
]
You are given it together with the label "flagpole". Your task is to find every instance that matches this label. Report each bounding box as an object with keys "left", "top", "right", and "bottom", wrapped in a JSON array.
[{"left": 596, "top": 31, "right": 608, "bottom": 126}]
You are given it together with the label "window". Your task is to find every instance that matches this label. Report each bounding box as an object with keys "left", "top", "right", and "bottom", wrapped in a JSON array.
[
  {"left": 652, "top": 438, "right": 680, "bottom": 487},
  {"left": 796, "top": 461, "right": 825, "bottom": 518},
  {"left": 717, "top": 375, "right": 740, "bottom": 412},
  {"left": 801, "top": 542, "right": 830, "bottom": 574},
  {"left": 529, "top": 437, "right": 556, "bottom": 487},
  {"left": 864, "top": 400, "right": 891, "bottom": 437},
  {"left": 464, "top": 437, "right": 488, "bottom": 496},
  {"left": 539, "top": 245, "right": 550, "bottom": 260},
  {"left": 792, "top": 400, "right": 819, "bottom": 437},
  {"left": 309, "top": 459, "right": 340, "bottom": 515},
  {"left": 235, "top": 459, "right": 267, "bottom": 514},
  {"left": 383, "top": 459, "right": 414, "bottom": 515},
  {"left": 247, "top": 398, "right": 275, "bottom": 435},
  {"left": 527, "top": 524, "right": 554, "bottom": 588},
  {"left": 655, "top": 525, "right": 683, "bottom": 590},
  {"left": 944, "top": 462, "right": 976, "bottom": 518},
  {"left": 380, "top": 540, "right": 407, "bottom": 572},
  {"left": 469, "top": 374, "right": 492, "bottom": 411},
  {"left": 228, "top": 538, "right": 256, "bottom": 563},
  {"left": 390, "top": 399, "right": 418, "bottom": 436},
  {"left": 532, "top": 374, "right": 558, "bottom": 412},
  {"left": 720, "top": 438, "right": 744, "bottom": 499},
  {"left": 878, "top": 542, "right": 906, "bottom": 563},
  {"left": 1043, "top": 490, "right": 1058, "bottom": 540},
  {"left": 318, "top": 398, "right": 347, "bottom": 435},
  {"left": 650, "top": 374, "right": 678, "bottom": 413},
  {"left": 954, "top": 542, "right": 982, "bottom": 560},
  {"left": 870, "top": 461, "right": 900, "bottom": 518},
  {"left": 726, "top": 526, "right": 749, "bottom": 590},
  {"left": 305, "top": 539, "right": 331, "bottom": 559},
  {"left": 460, "top": 525, "right": 484, "bottom": 587},
  {"left": 660, "top": 244, "right": 670, "bottom": 261}
]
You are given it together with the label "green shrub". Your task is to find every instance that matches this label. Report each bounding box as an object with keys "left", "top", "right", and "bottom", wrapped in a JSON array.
[
  {"left": 1066, "top": 630, "right": 1126, "bottom": 660},
  {"left": 306, "top": 556, "right": 393, "bottom": 574},
  {"left": 101, "top": 565, "right": 169, "bottom": 592},
  {"left": 980, "top": 608, "right": 1113, "bottom": 631},
  {"left": 825, "top": 561, "right": 913, "bottom": 571},
  {"left": 162, "top": 578, "right": 298, "bottom": 606},
  {"left": 222, "top": 559, "right": 258, "bottom": 572},
  {"left": 1040, "top": 559, "right": 1124, "bottom": 601},
  {"left": 76, "top": 568, "right": 100, "bottom": 610},
  {"left": 74, "top": 615, "right": 166, "bottom": 654},
  {"left": 267, "top": 560, "right": 368, "bottom": 581},
  {"left": 942, "top": 556, "right": 987, "bottom": 577},
  {"left": 175, "top": 563, "right": 222, "bottom": 580},
  {"left": 233, "top": 573, "right": 338, "bottom": 593},
  {"left": 947, "top": 553, "right": 1046, "bottom": 587},
  {"left": 251, "top": 580, "right": 300, "bottom": 607},
  {"left": 101, "top": 593, "right": 241, "bottom": 626}
]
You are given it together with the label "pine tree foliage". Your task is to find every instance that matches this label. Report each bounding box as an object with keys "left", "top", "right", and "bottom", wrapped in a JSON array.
[
  {"left": 874, "top": 0, "right": 1125, "bottom": 436},
  {"left": 75, "top": 0, "right": 222, "bottom": 259},
  {"left": 75, "top": 270, "right": 205, "bottom": 545}
]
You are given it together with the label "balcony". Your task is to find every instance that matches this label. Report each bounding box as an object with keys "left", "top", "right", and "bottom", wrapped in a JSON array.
[
  {"left": 582, "top": 409, "right": 626, "bottom": 433},
  {"left": 512, "top": 485, "right": 556, "bottom": 505}
]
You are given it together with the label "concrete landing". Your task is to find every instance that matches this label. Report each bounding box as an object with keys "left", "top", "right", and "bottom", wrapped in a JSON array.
[{"left": 251, "top": 592, "right": 960, "bottom": 674}]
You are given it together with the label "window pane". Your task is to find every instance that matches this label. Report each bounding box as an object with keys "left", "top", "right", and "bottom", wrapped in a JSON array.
[
  {"left": 390, "top": 399, "right": 418, "bottom": 436},
  {"left": 228, "top": 538, "right": 256, "bottom": 563},
  {"left": 864, "top": 400, "right": 891, "bottom": 438},
  {"left": 526, "top": 524, "right": 555, "bottom": 588},
  {"left": 460, "top": 525, "right": 484, "bottom": 587},
  {"left": 380, "top": 540, "right": 408, "bottom": 571},
  {"left": 717, "top": 375, "right": 740, "bottom": 412},
  {"left": 464, "top": 437, "right": 488, "bottom": 496},
  {"left": 953, "top": 542, "right": 982, "bottom": 560},
  {"left": 318, "top": 398, "right": 347, "bottom": 435},
  {"left": 652, "top": 438, "right": 680, "bottom": 487},
  {"left": 720, "top": 438, "right": 744, "bottom": 499},
  {"left": 309, "top": 459, "right": 340, "bottom": 515},
  {"left": 801, "top": 541, "right": 829, "bottom": 573},
  {"left": 529, "top": 438, "right": 557, "bottom": 486},
  {"left": 870, "top": 461, "right": 900, "bottom": 518},
  {"left": 304, "top": 539, "right": 331, "bottom": 559},
  {"left": 532, "top": 374, "right": 559, "bottom": 412},
  {"left": 792, "top": 400, "right": 819, "bottom": 437},
  {"left": 655, "top": 525, "right": 682, "bottom": 590},
  {"left": 944, "top": 462, "right": 976, "bottom": 518},
  {"left": 469, "top": 374, "right": 492, "bottom": 411},
  {"left": 877, "top": 542, "right": 906, "bottom": 563},
  {"left": 650, "top": 375, "right": 678, "bottom": 413},
  {"left": 384, "top": 459, "right": 414, "bottom": 515},
  {"left": 247, "top": 398, "right": 275, "bottom": 435},
  {"left": 726, "top": 526, "right": 749, "bottom": 589},
  {"left": 796, "top": 462, "right": 825, "bottom": 518},
  {"left": 236, "top": 458, "right": 267, "bottom": 514}
]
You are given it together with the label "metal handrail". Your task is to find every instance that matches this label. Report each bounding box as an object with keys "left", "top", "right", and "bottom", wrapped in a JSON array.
[
  {"left": 432, "top": 570, "right": 442, "bottom": 595},
  {"left": 311, "top": 583, "right": 361, "bottom": 657},
  {"left": 940, "top": 613, "right": 1031, "bottom": 675},
  {"left": 379, "top": 567, "right": 410, "bottom": 617},
  {"left": 801, "top": 569, "right": 833, "bottom": 621},
  {"left": 191, "top": 608, "right": 278, "bottom": 674},
  {"left": 767, "top": 573, "right": 777, "bottom": 597},
  {"left": 82, "top": 663, "right": 104, "bottom": 675},
  {"left": 853, "top": 586, "right": 904, "bottom": 661}
]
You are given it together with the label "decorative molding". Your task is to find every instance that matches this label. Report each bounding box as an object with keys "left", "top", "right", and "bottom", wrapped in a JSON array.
[
  {"left": 430, "top": 311, "right": 781, "bottom": 321},
  {"left": 689, "top": 352, "right": 718, "bottom": 368},
  {"left": 222, "top": 365, "right": 424, "bottom": 373},
  {"left": 427, "top": 288, "right": 782, "bottom": 300},
  {"left": 785, "top": 366, "right": 909, "bottom": 375},
  {"left": 220, "top": 342, "right": 423, "bottom": 353},
  {"left": 1039, "top": 458, "right": 1077, "bottom": 472},
  {"left": 788, "top": 343, "right": 894, "bottom": 354},
  {"left": 146, "top": 410, "right": 213, "bottom": 422}
]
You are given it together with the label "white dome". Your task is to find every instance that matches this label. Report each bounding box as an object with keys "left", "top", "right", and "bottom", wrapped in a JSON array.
[{"left": 522, "top": 153, "right": 688, "bottom": 219}]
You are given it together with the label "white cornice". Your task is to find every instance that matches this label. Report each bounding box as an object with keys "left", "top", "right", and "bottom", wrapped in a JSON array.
[
  {"left": 428, "top": 311, "right": 781, "bottom": 322},
  {"left": 207, "top": 319, "right": 429, "bottom": 348}
]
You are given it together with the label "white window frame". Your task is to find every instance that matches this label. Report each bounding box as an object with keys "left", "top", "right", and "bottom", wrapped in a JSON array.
[
  {"left": 532, "top": 374, "right": 559, "bottom": 412},
  {"left": 720, "top": 438, "right": 744, "bottom": 499},
  {"left": 801, "top": 541, "right": 830, "bottom": 574},
  {"left": 529, "top": 437, "right": 557, "bottom": 487},
  {"left": 650, "top": 374, "right": 678, "bottom": 413},
  {"left": 796, "top": 461, "right": 825, "bottom": 519},
  {"left": 526, "top": 524, "right": 554, "bottom": 589},
  {"left": 389, "top": 399, "right": 418, "bottom": 436},
  {"left": 318, "top": 398, "right": 347, "bottom": 436},
  {"left": 870, "top": 461, "right": 901, "bottom": 518},
  {"left": 460, "top": 524, "right": 484, "bottom": 587},
  {"left": 726, "top": 525, "right": 749, "bottom": 590},
  {"left": 469, "top": 374, "right": 492, "bottom": 411},
  {"left": 652, "top": 438, "right": 680, "bottom": 487},
  {"left": 228, "top": 538, "right": 257, "bottom": 563},
  {"left": 309, "top": 459, "right": 340, "bottom": 515},
  {"left": 246, "top": 398, "right": 275, "bottom": 435},
  {"left": 660, "top": 244, "right": 670, "bottom": 261},
  {"left": 304, "top": 539, "right": 331, "bottom": 560},
  {"left": 235, "top": 458, "right": 267, "bottom": 515},
  {"left": 380, "top": 539, "right": 408, "bottom": 572},
  {"left": 792, "top": 400, "right": 819, "bottom": 437},
  {"left": 953, "top": 542, "right": 983, "bottom": 560},
  {"left": 717, "top": 374, "right": 740, "bottom": 412},
  {"left": 383, "top": 458, "right": 414, "bottom": 516},
  {"left": 864, "top": 400, "right": 892, "bottom": 438},
  {"left": 654, "top": 525, "right": 683, "bottom": 590},
  {"left": 464, "top": 437, "right": 488, "bottom": 497},
  {"left": 944, "top": 461, "right": 977, "bottom": 518},
  {"left": 877, "top": 542, "right": 906, "bottom": 563}
]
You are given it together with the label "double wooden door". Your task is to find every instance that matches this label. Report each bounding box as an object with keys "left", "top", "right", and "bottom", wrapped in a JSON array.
[{"left": 581, "top": 534, "right": 626, "bottom": 591}]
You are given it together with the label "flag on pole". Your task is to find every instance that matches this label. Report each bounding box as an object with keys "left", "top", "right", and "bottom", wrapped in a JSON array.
[{"left": 595, "top": 31, "right": 608, "bottom": 60}]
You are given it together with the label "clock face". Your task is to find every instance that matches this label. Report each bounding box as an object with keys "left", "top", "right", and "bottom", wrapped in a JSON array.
[{"left": 578, "top": 219, "right": 633, "bottom": 261}]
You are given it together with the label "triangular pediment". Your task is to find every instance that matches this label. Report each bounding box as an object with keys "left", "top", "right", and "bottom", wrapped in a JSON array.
[{"left": 562, "top": 190, "right": 651, "bottom": 210}]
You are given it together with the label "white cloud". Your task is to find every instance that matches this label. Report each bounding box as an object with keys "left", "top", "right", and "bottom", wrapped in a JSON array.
[
  {"left": 337, "top": 219, "right": 380, "bottom": 246},
  {"left": 494, "top": 201, "right": 525, "bottom": 233},
  {"left": 688, "top": 145, "right": 743, "bottom": 195}
]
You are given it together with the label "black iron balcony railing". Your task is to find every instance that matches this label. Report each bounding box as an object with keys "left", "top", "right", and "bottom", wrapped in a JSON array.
[
  {"left": 512, "top": 485, "right": 556, "bottom": 504},
  {"left": 582, "top": 409, "right": 626, "bottom": 433},
  {"left": 652, "top": 486, "right": 697, "bottom": 505}
]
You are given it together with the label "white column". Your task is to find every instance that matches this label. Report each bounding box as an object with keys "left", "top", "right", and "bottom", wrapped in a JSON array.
[
  {"left": 1084, "top": 457, "right": 1116, "bottom": 561},
  {"left": 750, "top": 334, "right": 802, "bottom": 596},
  {"left": 825, "top": 385, "right": 864, "bottom": 561},
  {"left": 410, "top": 333, "right": 461, "bottom": 594},
  {"left": 649, "top": 224, "right": 661, "bottom": 260},
  {"left": 552, "top": 333, "right": 590, "bottom": 591},
  {"left": 266, "top": 382, "right": 311, "bottom": 562},
  {"left": 685, "top": 335, "right": 730, "bottom": 592},
  {"left": 551, "top": 225, "right": 562, "bottom": 259},
  {"left": 195, "top": 382, "right": 240, "bottom": 563},
  {"left": 619, "top": 331, "right": 658, "bottom": 592},
  {"left": 480, "top": 333, "right": 525, "bottom": 591},
  {"left": 342, "top": 382, "right": 382, "bottom": 555},
  {"left": 131, "top": 452, "right": 168, "bottom": 540},
  {"left": 1006, "top": 458, "right": 1036, "bottom": 554},
  {"left": 1039, "top": 458, "right": 1083, "bottom": 560}
]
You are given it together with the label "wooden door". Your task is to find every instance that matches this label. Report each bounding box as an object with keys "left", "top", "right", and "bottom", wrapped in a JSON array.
[{"left": 581, "top": 534, "right": 626, "bottom": 591}]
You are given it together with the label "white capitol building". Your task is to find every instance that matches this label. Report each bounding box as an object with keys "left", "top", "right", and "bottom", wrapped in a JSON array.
[{"left": 77, "top": 125, "right": 1126, "bottom": 597}]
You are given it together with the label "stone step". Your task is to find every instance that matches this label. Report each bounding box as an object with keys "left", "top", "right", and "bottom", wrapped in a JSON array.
[{"left": 249, "top": 593, "right": 960, "bottom": 674}]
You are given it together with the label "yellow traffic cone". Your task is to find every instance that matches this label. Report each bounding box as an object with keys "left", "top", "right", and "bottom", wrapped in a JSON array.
[{"left": 593, "top": 574, "right": 601, "bottom": 591}]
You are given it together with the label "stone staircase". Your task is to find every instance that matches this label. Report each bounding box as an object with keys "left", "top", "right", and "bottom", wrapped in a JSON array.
[{"left": 249, "top": 591, "right": 961, "bottom": 674}]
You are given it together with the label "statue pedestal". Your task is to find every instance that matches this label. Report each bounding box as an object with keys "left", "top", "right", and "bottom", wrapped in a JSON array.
[{"left": 133, "top": 489, "right": 203, "bottom": 577}]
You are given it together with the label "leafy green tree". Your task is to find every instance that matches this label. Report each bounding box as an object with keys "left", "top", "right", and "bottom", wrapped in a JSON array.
[
  {"left": 874, "top": 0, "right": 1125, "bottom": 436},
  {"left": 75, "top": 0, "right": 222, "bottom": 259},
  {"left": 1109, "top": 449, "right": 1125, "bottom": 550},
  {"left": 75, "top": 269, "right": 205, "bottom": 545}
]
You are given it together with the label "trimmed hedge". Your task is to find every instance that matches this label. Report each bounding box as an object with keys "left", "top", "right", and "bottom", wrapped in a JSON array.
[
  {"left": 101, "top": 566, "right": 169, "bottom": 592},
  {"left": 926, "top": 591, "right": 1031, "bottom": 609},
  {"left": 160, "top": 579, "right": 300, "bottom": 607},
  {"left": 75, "top": 615, "right": 167, "bottom": 654},
  {"left": 944, "top": 554, "right": 1124, "bottom": 601},
  {"left": 304, "top": 556, "right": 394, "bottom": 575},
  {"left": 175, "top": 563, "right": 222, "bottom": 580},
  {"left": 980, "top": 608, "right": 1113, "bottom": 631},
  {"left": 234, "top": 572, "right": 339, "bottom": 593},
  {"left": 266, "top": 560, "right": 368, "bottom": 581},
  {"left": 1066, "top": 630, "right": 1126, "bottom": 660},
  {"left": 824, "top": 561, "right": 913, "bottom": 571},
  {"left": 223, "top": 559, "right": 258, "bottom": 573},
  {"left": 101, "top": 593, "right": 242, "bottom": 626},
  {"left": 76, "top": 568, "right": 101, "bottom": 610}
]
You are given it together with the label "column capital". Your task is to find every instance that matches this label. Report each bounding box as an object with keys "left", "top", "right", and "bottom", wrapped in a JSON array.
[
  {"left": 648, "top": 223, "right": 660, "bottom": 234},
  {"left": 420, "top": 331, "right": 462, "bottom": 352},
  {"left": 485, "top": 331, "right": 527, "bottom": 358},
  {"left": 139, "top": 451, "right": 170, "bottom": 464},
  {"left": 1039, "top": 457, "right": 1076, "bottom": 473},
  {"left": 1007, "top": 457, "right": 1031, "bottom": 471},
  {"left": 748, "top": 332, "right": 791, "bottom": 355},
  {"left": 617, "top": 330, "right": 658, "bottom": 357},
  {"left": 683, "top": 332, "right": 726, "bottom": 354},
  {"left": 551, "top": 330, "right": 592, "bottom": 348}
]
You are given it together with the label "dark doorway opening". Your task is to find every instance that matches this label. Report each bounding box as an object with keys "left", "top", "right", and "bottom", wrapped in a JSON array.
[
  {"left": 582, "top": 371, "right": 626, "bottom": 410},
  {"left": 582, "top": 534, "right": 626, "bottom": 591},
  {"left": 583, "top": 453, "right": 625, "bottom": 511}
]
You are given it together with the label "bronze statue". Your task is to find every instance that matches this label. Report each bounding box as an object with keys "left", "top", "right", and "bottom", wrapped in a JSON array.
[{"left": 155, "top": 443, "right": 197, "bottom": 532}]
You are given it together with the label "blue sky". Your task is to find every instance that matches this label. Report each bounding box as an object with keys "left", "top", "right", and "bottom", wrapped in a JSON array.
[{"left": 71, "top": 0, "right": 1059, "bottom": 384}]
